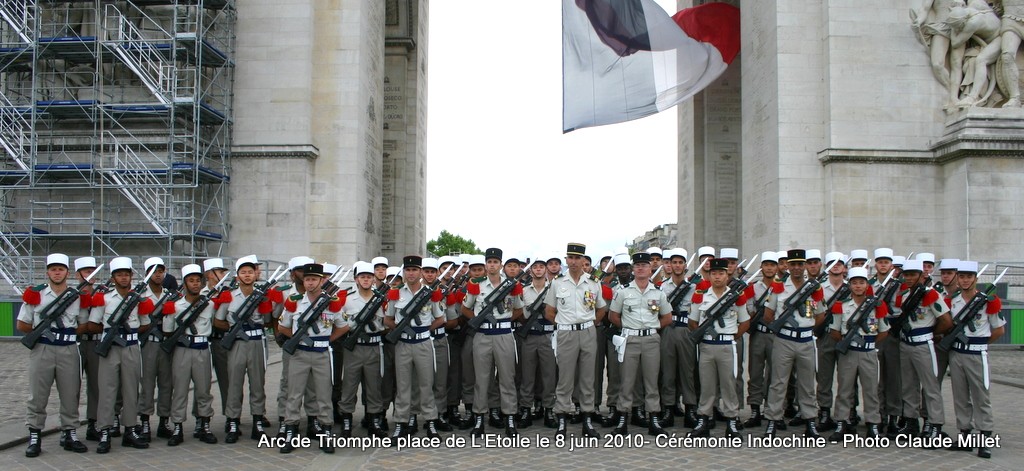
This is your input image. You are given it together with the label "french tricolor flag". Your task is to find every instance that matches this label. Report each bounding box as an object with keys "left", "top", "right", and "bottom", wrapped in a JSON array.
[{"left": 563, "top": 0, "right": 740, "bottom": 133}]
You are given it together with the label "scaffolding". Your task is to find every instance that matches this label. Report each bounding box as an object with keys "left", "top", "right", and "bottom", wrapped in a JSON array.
[{"left": 1, "top": 0, "right": 234, "bottom": 292}]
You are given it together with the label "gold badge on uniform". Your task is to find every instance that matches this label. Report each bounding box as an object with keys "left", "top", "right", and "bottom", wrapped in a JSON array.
[
  {"left": 584, "top": 291, "right": 596, "bottom": 311},
  {"left": 648, "top": 299, "right": 660, "bottom": 315}
]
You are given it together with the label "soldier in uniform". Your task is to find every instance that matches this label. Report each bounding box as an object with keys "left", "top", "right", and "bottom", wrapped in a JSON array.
[
  {"left": 687, "top": 258, "right": 749, "bottom": 438},
  {"left": 337, "top": 261, "right": 388, "bottom": 439},
  {"left": 762, "top": 249, "right": 826, "bottom": 438},
  {"left": 743, "top": 251, "right": 783, "bottom": 428},
  {"left": 519, "top": 257, "right": 558, "bottom": 428},
  {"left": 660, "top": 248, "right": 700, "bottom": 428},
  {"left": 870, "top": 248, "right": 903, "bottom": 437},
  {"left": 422, "top": 258, "right": 453, "bottom": 433},
  {"left": 608, "top": 252, "right": 672, "bottom": 436},
  {"left": 815, "top": 251, "right": 843, "bottom": 432},
  {"left": 273, "top": 256, "right": 321, "bottom": 438},
  {"left": 277, "top": 263, "right": 345, "bottom": 453},
  {"left": 718, "top": 248, "right": 744, "bottom": 422},
  {"left": 202, "top": 259, "right": 232, "bottom": 423},
  {"left": 18, "top": 253, "right": 89, "bottom": 456},
  {"left": 895, "top": 259, "right": 951, "bottom": 442},
  {"left": 74, "top": 256, "right": 105, "bottom": 441},
  {"left": 138, "top": 257, "right": 174, "bottom": 442},
  {"left": 164, "top": 264, "right": 219, "bottom": 446},
  {"left": 216, "top": 255, "right": 273, "bottom": 443},
  {"left": 827, "top": 266, "right": 889, "bottom": 441},
  {"left": 88, "top": 256, "right": 154, "bottom": 453},
  {"left": 385, "top": 256, "right": 445, "bottom": 441},
  {"left": 462, "top": 248, "right": 524, "bottom": 437},
  {"left": 458, "top": 254, "right": 486, "bottom": 428},
  {"left": 598, "top": 253, "right": 631, "bottom": 427},
  {"left": 934, "top": 258, "right": 960, "bottom": 296},
  {"left": 945, "top": 260, "right": 1004, "bottom": 458},
  {"left": 543, "top": 243, "right": 611, "bottom": 438},
  {"left": 440, "top": 256, "right": 468, "bottom": 428}
]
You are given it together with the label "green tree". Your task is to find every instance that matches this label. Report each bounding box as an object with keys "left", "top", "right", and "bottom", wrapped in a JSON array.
[{"left": 427, "top": 230, "right": 482, "bottom": 257}]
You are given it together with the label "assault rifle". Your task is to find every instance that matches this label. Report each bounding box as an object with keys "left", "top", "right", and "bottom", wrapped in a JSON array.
[
  {"left": 749, "top": 276, "right": 781, "bottom": 331},
  {"left": 140, "top": 286, "right": 185, "bottom": 347},
  {"left": 835, "top": 271, "right": 893, "bottom": 354},
  {"left": 666, "top": 258, "right": 705, "bottom": 311},
  {"left": 466, "top": 270, "right": 530, "bottom": 331},
  {"left": 21, "top": 264, "right": 105, "bottom": 349},
  {"left": 689, "top": 266, "right": 761, "bottom": 342},
  {"left": 220, "top": 266, "right": 287, "bottom": 350},
  {"left": 514, "top": 280, "right": 552, "bottom": 339},
  {"left": 814, "top": 281, "right": 851, "bottom": 337},
  {"left": 282, "top": 267, "right": 351, "bottom": 355},
  {"left": 384, "top": 266, "right": 451, "bottom": 344},
  {"left": 939, "top": 268, "right": 1008, "bottom": 352},
  {"left": 161, "top": 272, "right": 233, "bottom": 354},
  {"left": 768, "top": 259, "right": 840, "bottom": 333},
  {"left": 95, "top": 266, "right": 157, "bottom": 358},
  {"left": 340, "top": 284, "right": 389, "bottom": 351}
]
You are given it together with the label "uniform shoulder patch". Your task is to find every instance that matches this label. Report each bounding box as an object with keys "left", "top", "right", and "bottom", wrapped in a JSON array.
[{"left": 288, "top": 293, "right": 303, "bottom": 301}]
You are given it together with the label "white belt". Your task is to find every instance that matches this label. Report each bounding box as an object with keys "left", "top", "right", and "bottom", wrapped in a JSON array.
[
  {"left": 46, "top": 333, "right": 77, "bottom": 342},
  {"left": 358, "top": 335, "right": 382, "bottom": 345},
  {"left": 905, "top": 333, "right": 933, "bottom": 343},
  {"left": 245, "top": 329, "right": 264, "bottom": 337},
  {"left": 622, "top": 328, "right": 656, "bottom": 337},
  {"left": 311, "top": 340, "right": 329, "bottom": 348},
  {"left": 187, "top": 335, "right": 208, "bottom": 344},
  {"left": 778, "top": 327, "right": 813, "bottom": 338},
  {"left": 124, "top": 333, "right": 139, "bottom": 342},
  {"left": 482, "top": 321, "right": 512, "bottom": 330},
  {"left": 401, "top": 330, "right": 432, "bottom": 340},
  {"left": 532, "top": 324, "right": 556, "bottom": 332},
  {"left": 955, "top": 342, "right": 988, "bottom": 352},
  {"left": 556, "top": 320, "right": 594, "bottom": 331},
  {"left": 703, "top": 334, "right": 734, "bottom": 342},
  {"left": 432, "top": 327, "right": 446, "bottom": 335}
]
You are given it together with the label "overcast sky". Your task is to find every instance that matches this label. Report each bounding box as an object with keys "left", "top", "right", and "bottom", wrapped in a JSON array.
[{"left": 426, "top": 0, "right": 680, "bottom": 260}]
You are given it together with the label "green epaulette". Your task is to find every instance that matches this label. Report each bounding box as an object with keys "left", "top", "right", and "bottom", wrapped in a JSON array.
[
  {"left": 277, "top": 283, "right": 293, "bottom": 291},
  {"left": 470, "top": 276, "right": 486, "bottom": 283},
  {"left": 31, "top": 283, "right": 47, "bottom": 292},
  {"left": 288, "top": 293, "right": 302, "bottom": 301}
]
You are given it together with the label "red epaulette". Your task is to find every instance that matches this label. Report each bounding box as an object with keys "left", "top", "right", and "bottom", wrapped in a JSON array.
[
  {"left": 138, "top": 298, "right": 155, "bottom": 316},
  {"left": 328, "top": 291, "right": 347, "bottom": 312}
]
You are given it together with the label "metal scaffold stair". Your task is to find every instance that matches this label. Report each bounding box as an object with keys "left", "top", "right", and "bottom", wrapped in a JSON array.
[
  {"left": 100, "top": 133, "right": 170, "bottom": 234},
  {"left": 102, "top": 4, "right": 174, "bottom": 105},
  {"left": 0, "top": 92, "right": 31, "bottom": 171},
  {"left": 0, "top": 0, "right": 34, "bottom": 44}
]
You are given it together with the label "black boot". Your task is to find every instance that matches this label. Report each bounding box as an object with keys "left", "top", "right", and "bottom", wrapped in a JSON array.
[
  {"left": 505, "top": 414, "right": 518, "bottom": 438},
  {"left": 789, "top": 414, "right": 807, "bottom": 426},
  {"left": 306, "top": 416, "right": 321, "bottom": 438},
  {"left": 319, "top": 425, "right": 335, "bottom": 454},
  {"left": 713, "top": 407, "right": 727, "bottom": 422},
  {"left": 611, "top": 411, "right": 628, "bottom": 435},
  {"left": 570, "top": 403, "right": 583, "bottom": 424},
  {"left": 368, "top": 414, "right": 388, "bottom": 439},
  {"left": 339, "top": 413, "right": 353, "bottom": 438},
  {"left": 488, "top": 408, "right": 502, "bottom": 427},
  {"left": 198, "top": 417, "right": 218, "bottom": 444},
  {"left": 426, "top": 419, "right": 441, "bottom": 439},
  {"left": 156, "top": 417, "right": 172, "bottom": 439},
  {"left": 688, "top": 415, "right": 711, "bottom": 438},
  {"left": 818, "top": 408, "right": 836, "bottom": 431},
  {"left": 828, "top": 420, "right": 849, "bottom": 443},
  {"left": 225, "top": 418, "right": 240, "bottom": 443},
  {"left": 446, "top": 406, "right": 462, "bottom": 429},
  {"left": 659, "top": 408, "right": 674, "bottom": 428},
  {"left": 896, "top": 417, "right": 919, "bottom": 438},
  {"left": 252, "top": 415, "right": 268, "bottom": 440},
  {"left": 630, "top": 407, "right": 648, "bottom": 427},
  {"left": 532, "top": 400, "right": 544, "bottom": 420},
  {"left": 918, "top": 418, "right": 933, "bottom": 439},
  {"left": 784, "top": 401, "right": 798, "bottom": 419},
  {"left": 920, "top": 423, "right": 942, "bottom": 449},
  {"left": 97, "top": 428, "right": 111, "bottom": 453},
  {"left": 407, "top": 415, "right": 418, "bottom": 436},
  {"left": 865, "top": 422, "right": 882, "bottom": 439},
  {"left": 437, "top": 409, "right": 454, "bottom": 432},
  {"left": 763, "top": 420, "right": 778, "bottom": 439},
  {"left": 361, "top": 406, "right": 371, "bottom": 429},
  {"left": 684, "top": 404, "right": 698, "bottom": 428},
  {"left": 600, "top": 406, "right": 619, "bottom": 428},
  {"left": 724, "top": 418, "right": 741, "bottom": 439},
  {"left": 648, "top": 412, "right": 666, "bottom": 436},
  {"left": 744, "top": 405, "right": 763, "bottom": 428},
  {"left": 139, "top": 415, "right": 152, "bottom": 442},
  {"left": 193, "top": 419, "right": 201, "bottom": 438},
  {"left": 86, "top": 420, "right": 100, "bottom": 441},
  {"left": 887, "top": 415, "right": 904, "bottom": 438},
  {"left": 848, "top": 409, "right": 861, "bottom": 426},
  {"left": 62, "top": 428, "right": 88, "bottom": 453},
  {"left": 111, "top": 415, "right": 122, "bottom": 438},
  {"left": 517, "top": 407, "right": 533, "bottom": 429},
  {"left": 948, "top": 429, "right": 971, "bottom": 452},
  {"left": 122, "top": 425, "right": 149, "bottom": 449},
  {"left": 471, "top": 414, "right": 485, "bottom": 438},
  {"left": 582, "top": 413, "right": 600, "bottom": 438},
  {"left": 555, "top": 413, "right": 568, "bottom": 437},
  {"left": 544, "top": 408, "right": 557, "bottom": 428},
  {"left": 168, "top": 423, "right": 184, "bottom": 447},
  {"left": 459, "top": 405, "right": 475, "bottom": 430},
  {"left": 978, "top": 430, "right": 993, "bottom": 459},
  {"left": 25, "top": 428, "right": 41, "bottom": 457},
  {"left": 276, "top": 417, "right": 287, "bottom": 439},
  {"left": 389, "top": 422, "right": 406, "bottom": 446},
  {"left": 804, "top": 419, "right": 821, "bottom": 439},
  {"left": 281, "top": 425, "right": 297, "bottom": 453}
]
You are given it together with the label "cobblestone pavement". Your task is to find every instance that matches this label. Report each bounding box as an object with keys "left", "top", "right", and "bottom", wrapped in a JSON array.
[{"left": 0, "top": 340, "right": 1021, "bottom": 470}]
